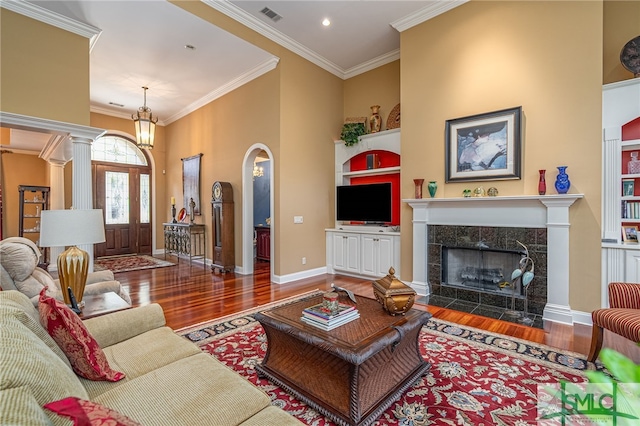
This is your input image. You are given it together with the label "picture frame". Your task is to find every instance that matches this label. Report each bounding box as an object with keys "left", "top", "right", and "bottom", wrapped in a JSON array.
[
  {"left": 622, "top": 225, "right": 639, "bottom": 243},
  {"left": 182, "top": 153, "right": 203, "bottom": 216},
  {"left": 623, "top": 179, "right": 635, "bottom": 197},
  {"left": 445, "top": 106, "right": 522, "bottom": 182}
]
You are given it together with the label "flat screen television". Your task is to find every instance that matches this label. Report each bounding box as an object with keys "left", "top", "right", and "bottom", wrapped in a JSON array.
[{"left": 336, "top": 182, "right": 392, "bottom": 223}]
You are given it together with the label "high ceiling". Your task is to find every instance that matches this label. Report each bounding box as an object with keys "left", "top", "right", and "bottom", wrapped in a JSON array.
[{"left": 2, "top": 0, "right": 464, "bottom": 155}]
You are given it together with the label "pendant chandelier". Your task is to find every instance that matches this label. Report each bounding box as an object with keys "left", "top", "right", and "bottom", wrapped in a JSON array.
[
  {"left": 132, "top": 86, "right": 158, "bottom": 149},
  {"left": 253, "top": 162, "right": 264, "bottom": 179}
]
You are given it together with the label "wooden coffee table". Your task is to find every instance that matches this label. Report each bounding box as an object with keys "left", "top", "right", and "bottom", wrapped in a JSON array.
[
  {"left": 79, "top": 292, "right": 131, "bottom": 320},
  {"left": 255, "top": 294, "right": 431, "bottom": 426}
]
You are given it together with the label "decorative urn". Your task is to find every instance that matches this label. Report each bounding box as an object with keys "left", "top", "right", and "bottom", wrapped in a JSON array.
[{"left": 372, "top": 267, "right": 417, "bottom": 316}]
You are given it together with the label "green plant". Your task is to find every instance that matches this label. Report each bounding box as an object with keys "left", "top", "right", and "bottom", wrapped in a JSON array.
[{"left": 340, "top": 123, "right": 366, "bottom": 147}]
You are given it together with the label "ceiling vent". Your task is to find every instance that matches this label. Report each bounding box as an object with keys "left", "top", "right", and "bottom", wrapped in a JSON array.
[{"left": 260, "top": 7, "right": 282, "bottom": 22}]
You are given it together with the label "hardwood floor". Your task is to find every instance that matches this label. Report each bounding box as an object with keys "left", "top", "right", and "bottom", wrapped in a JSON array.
[{"left": 113, "top": 256, "right": 594, "bottom": 357}]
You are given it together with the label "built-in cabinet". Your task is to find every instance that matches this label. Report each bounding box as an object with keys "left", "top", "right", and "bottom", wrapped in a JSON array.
[
  {"left": 327, "top": 129, "right": 402, "bottom": 279},
  {"left": 18, "top": 185, "right": 50, "bottom": 267},
  {"left": 326, "top": 229, "right": 400, "bottom": 279},
  {"left": 602, "top": 78, "right": 640, "bottom": 305}
]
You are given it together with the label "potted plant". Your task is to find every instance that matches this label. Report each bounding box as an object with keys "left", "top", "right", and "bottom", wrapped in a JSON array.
[{"left": 340, "top": 122, "right": 367, "bottom": 147}]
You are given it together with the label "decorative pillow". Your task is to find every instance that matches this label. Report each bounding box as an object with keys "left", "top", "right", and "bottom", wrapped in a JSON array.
[
  {"left": 44, "top": 397, "right": 141, "bottom": 426},
  {"left": 38, "top": 288, "right": 125, "bottom": 382}
]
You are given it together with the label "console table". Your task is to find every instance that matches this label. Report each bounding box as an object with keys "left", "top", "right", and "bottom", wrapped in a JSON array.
[{"left": 163, "top": 223, "right": 206, "bottom": 268}]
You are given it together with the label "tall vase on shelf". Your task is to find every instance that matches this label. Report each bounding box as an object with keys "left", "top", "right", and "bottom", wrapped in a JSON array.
[
  {"left": 369, "top": 105, "right": 381, "bottom": 133},
  {"left": 428, "top": 181, "right": 438, "bottom": 198},
  {"left": 554, "top": 166, "right": 570, "bottom": 194},
  {"left": 413, "top": 179, "right": 424, "bottom": 199},
  {"left": 538, "top": 170, "right": 546, "bottom": 195}
]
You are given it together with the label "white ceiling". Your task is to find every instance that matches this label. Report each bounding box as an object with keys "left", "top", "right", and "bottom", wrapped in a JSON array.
[{"left": 2, "top": 0, "right": 464, "bottom": 156}]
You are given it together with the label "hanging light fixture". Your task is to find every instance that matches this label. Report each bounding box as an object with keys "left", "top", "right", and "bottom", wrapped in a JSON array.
[
  {"left": 132, "top": 86, "right": 158, "bottom": 149},
  {"left": 253, "top": 162, "right": 264, "bottom": 179}
]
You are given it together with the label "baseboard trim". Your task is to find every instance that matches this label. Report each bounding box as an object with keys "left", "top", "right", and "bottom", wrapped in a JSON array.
[{"left": 273, "top": 267, "right": 326, "bottom": 284}]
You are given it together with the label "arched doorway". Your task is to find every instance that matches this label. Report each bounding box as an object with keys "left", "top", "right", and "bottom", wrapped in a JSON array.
[
  {"left": 242, "top": 144, "right": 274, "bottom": 281},
  {"left": 91, "top": 134, "right": 152, "bottom": 257}
]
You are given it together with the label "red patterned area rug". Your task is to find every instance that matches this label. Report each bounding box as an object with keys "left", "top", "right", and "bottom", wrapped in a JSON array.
[
  {"left": 178, "top": 295, "right": 603, "bottom": 426},
  {"left": 94, "top": 255, "right": 175, "bottom": 273}
]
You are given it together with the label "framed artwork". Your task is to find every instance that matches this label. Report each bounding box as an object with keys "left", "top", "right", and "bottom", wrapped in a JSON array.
[
  {"left": 622, "top": 225, "right": 639, "bottom": 242},
  {"left": 182, "top": 153, "right": 203, "bottom": 215},
  {"left": 623, "top": 179, "right": 635, "bottom": 197},
  {"left": 445, "top": 106, "right": 522, "bottom": 182}
]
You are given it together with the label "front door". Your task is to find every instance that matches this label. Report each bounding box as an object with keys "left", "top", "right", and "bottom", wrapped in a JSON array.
[{"left": 94, "top": 164, "right": 152, "bottom": 257}]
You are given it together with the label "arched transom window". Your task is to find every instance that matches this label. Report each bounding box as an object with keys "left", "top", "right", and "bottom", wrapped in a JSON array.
[{"left": 92, "top": 135, "right": 148, "bottom": 166}]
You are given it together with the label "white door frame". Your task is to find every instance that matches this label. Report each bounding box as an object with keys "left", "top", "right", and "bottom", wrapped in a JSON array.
[{"left": 242, "top": 144, "right": 274, "bottom": 281}]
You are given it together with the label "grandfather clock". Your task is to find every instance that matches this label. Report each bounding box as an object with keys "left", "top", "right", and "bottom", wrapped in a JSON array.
[{"left": 211, "top": 181, "right": 234, "bottom": 273}]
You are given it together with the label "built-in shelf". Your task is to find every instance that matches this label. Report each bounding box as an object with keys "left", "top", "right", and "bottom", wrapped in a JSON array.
[{"left": 342, "top": 166, "right": 401, "bottom": 178}]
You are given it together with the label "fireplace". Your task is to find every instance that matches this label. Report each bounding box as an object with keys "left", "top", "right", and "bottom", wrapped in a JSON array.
[
  {"left": 441, "top": 245, "right": 525, "bottom": 297},
  {"left": 428, "top": 225, "right": 546, "bottom": 318},
  {"left": 405, "top": 195, "right": 583, "bottom": 325}
]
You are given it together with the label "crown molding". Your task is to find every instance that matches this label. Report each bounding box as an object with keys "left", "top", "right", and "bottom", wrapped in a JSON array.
[
  {"left": 202, "top": 0, "right": 345, "bottom": 79},
  {"left": 164, "top": 57, "right": 280, "bottom": 124},
  {"left": 0, "top": 111, "right": 105, "bottom": 140},
  {"left": 391, "top": 0, "right": 468, "bottom": 32},
  {"left": 89, "top": 106, "right": 168, "bottom": 127},
  {"left": 1, "top": 0, "right": 102, "bottom": 50},
  {"left": 344, "top": 49, "right": 400, "bottom": 80}
]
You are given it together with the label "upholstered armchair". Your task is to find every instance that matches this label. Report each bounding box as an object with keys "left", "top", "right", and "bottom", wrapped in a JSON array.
[
  {"left": 588, "top": 282, "right": 640, "bottom": 362},
  {"left": 0, "top": 237, "right": 130, "bottom": 306}
]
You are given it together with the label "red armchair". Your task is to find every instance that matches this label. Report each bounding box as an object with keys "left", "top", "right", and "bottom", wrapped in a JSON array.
[{"left": 588, "top": 282, "right": 640, "bottom": 362}]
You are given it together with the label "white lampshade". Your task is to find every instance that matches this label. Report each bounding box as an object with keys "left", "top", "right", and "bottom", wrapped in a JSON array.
[{"left": 39, "top": 209, "right": 106, "bottom": 247}]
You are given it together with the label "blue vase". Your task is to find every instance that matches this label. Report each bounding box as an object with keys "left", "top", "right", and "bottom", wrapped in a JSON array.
[{"left": 554, "top": 166, "right": 570, "bottom": 194}]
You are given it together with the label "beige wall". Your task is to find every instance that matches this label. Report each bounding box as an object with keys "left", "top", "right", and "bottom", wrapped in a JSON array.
[
  {"left": 603, "top": 1, "right": 640, "bottom": 84},
  {"left": 344, "top": 61, "right": 401, "bottom": 132},
  {"left": 166, "top": 71, "right": 281, "bottom": 272},
  {"left": 0, "top": 10, "right": 90, "bottom": 125},
  {"left": 0, "top": 152, "right": 49, "bottom": 237},
  {"left": 400, "top": 1, "right": 603, "bottom": 312},
  {"left": 170, "top": 1, "right": 343, "bottom": 276}
]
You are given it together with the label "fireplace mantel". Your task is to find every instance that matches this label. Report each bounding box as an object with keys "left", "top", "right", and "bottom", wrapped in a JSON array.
[{"left": 405, "top": 194, "right": 583, "bottom": 325}]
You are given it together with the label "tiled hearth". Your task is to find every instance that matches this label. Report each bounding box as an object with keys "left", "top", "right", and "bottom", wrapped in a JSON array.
[
  {"left": 427, "top": 224, "right": 547, "bottom": 328},
  {"left": 405, "top": 195, "right": 583, "bottom": 326}
]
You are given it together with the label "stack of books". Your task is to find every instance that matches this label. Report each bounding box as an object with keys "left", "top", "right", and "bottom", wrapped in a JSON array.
[{"left": 301, "top": 302, "right": 360, "bottom": 331}]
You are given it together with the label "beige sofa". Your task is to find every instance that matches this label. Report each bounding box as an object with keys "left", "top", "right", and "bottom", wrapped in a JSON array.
[
  {"left": 0, "top": 237, "right": 131, "bottom": 305},
  {"left": 0, "top": 290, "right": 303, "bottom": 425}
]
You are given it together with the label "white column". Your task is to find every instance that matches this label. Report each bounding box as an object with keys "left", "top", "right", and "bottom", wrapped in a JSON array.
[
  {"left": 602, "top": 127, "right": 622, "bottom": 242},
  {"left": 407, "top": 201, "right": 430, "bottom": 296},
  {"left": 47, "top": 160, "right": 67, "bottom": 271},
  {"left": 540, "top": 198, "right": 579, "bottom": 324},
  {"left": 71, "top": 136, "right": 96, "bottom": 271}
]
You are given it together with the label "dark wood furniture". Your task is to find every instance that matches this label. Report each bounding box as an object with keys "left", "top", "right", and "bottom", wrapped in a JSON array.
[
  {"left": 211, "top": 181, "right": 234, "bottom": 273},
  {"left": 79, "top": 292, "right": 132, "bottom": 320},
  {"left": 163, "top": 223, "right": 206, "bottom": 268},
  {"left": 18, "top": 185, "right": 50, "bottom": 268},
  {"left": 255, "top": 294, "right": 431, "bottom": 426},
  {"left": 255, "top": 226, "right": 270, "bottom": 261}
]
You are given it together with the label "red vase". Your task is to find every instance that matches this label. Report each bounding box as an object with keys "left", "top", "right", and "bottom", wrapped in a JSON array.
[{"left": 538, "top": 170, "right": 546, "bottom": 195}]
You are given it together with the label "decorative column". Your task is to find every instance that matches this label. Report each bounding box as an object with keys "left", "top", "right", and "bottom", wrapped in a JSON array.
[
  {"left": 540, "top": 198, "right": 580, "bottom": 324},
  {"left": 406, "top": 200, "right": 431, "bottom": 296},
  {"left": 71, "top": 136, "right": 96, "bottom": 271},
  {"left": 47, "top": 160, "right": 67, "bottom": 270}
]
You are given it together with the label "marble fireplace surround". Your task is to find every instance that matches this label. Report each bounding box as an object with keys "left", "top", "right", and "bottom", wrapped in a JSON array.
[{"left": 406, "top": 194, "right": 583, "bottom": 325}]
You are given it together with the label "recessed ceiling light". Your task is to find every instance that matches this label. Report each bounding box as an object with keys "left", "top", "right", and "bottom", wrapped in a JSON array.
[
  {"left": 185, "top": 44, "right": 196, "bottom": 50},
  {"left": 322, "top": 18, "right": 330, "bottom": 27}
]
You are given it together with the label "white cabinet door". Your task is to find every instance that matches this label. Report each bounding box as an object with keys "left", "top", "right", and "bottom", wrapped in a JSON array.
[
  {"left": 333, "top": 233, "right": 360, "bottom": 274},
  {"left": 361, "top": 234, "right": 377, "bottom": 276},
  {"left": 625, "top": 249, "right": 640, "bottom": 283},
  {"left": 361, "top": 234, "right": 396, "bottom": 278},
  {"left": 376, "top": 235, "right": 395, "bottom": 276}
]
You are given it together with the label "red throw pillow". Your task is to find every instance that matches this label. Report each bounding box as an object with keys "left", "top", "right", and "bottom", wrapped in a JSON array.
[
  {"left": 38, "top": 288, "right": 125, "bottom": 382},
  {"left": 44, "top": 397, "right": 140, "bottom": 426}
]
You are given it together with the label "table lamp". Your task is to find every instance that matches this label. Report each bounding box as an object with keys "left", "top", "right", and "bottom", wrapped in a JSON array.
[{"left": 39, "top": 209, "right": 106, "bottom": 305}]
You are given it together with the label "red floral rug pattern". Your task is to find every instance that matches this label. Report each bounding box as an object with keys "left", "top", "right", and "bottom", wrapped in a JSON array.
[
  {"left": 94, "top": 255, "right": 175, "bottom": 273},
  {"left": 179, "top": 303, "right": 602, "bottom": 426}
]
